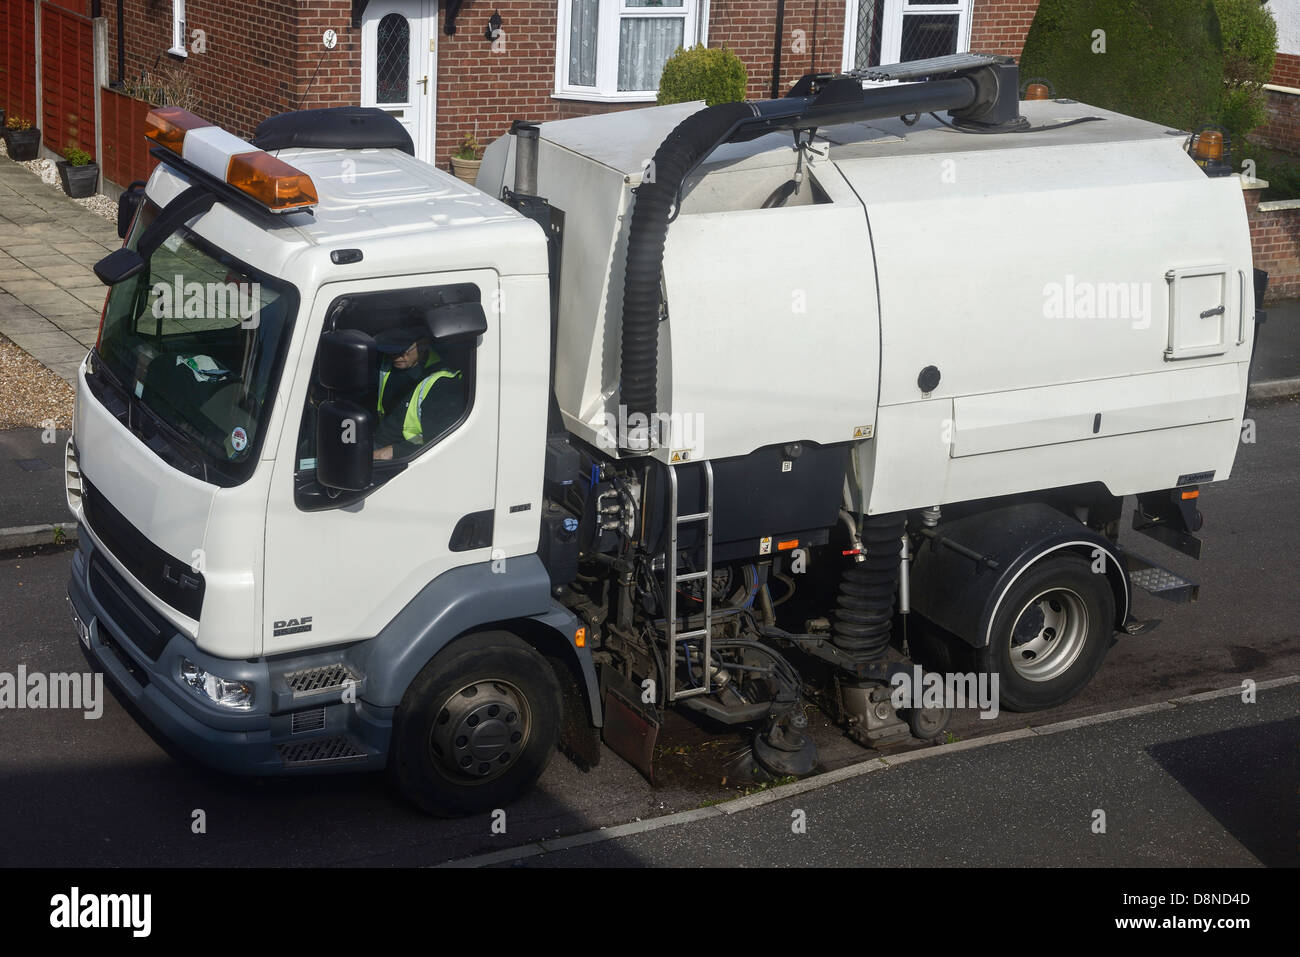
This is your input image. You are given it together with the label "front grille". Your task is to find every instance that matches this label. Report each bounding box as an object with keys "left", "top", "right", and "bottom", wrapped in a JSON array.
[
  {"left": 291, "top": 708, "right": 326, "bottom": 735},
  {"left": 89, "top": 553, "right": 172, "bottom": 661},
  {"left": 278, "top": 736, "right": 365, "bottom": 767},
  {"left": 82, "top": 479, "right": 205, "bottom": 620},
  {"left": 284, "top": 663, "right": 358, "bottom": 697},
  {"left": 99, "top": 631, "right": 151, "bottom": 688}
]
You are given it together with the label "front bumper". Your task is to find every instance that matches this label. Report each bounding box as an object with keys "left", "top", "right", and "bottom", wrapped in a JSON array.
[{"left": 68, "top": 536, "right": 392, "bottom": 775}]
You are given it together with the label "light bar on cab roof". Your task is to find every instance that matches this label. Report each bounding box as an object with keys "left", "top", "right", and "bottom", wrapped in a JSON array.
[{"left": 144, "top": 106, "right": 318, "bottom": 212}]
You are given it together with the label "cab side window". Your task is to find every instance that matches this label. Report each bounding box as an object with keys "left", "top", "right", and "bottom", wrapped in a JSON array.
[{"left": 295, "top": 284, "right": 479, "bottom": 503}]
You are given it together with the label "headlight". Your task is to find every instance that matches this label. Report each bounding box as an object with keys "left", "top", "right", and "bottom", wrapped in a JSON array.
[{"left": 180, "top": 658, "right": 254, "bottom": 710}]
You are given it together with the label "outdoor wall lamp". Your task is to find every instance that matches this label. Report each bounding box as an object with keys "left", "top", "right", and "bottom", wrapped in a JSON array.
[{"left": 485, "top": 11, "right": 503, "bottom": 42}]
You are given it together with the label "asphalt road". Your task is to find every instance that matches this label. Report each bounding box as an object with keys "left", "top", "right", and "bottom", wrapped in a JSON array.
[
  {"left": 491, "top": 685, "right": 1300, "bottom": 867},
  {"left": 0, "top": 395, "right": 1297, "bottom": 867}
]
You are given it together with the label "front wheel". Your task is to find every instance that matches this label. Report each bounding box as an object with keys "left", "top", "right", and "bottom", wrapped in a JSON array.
[
  {"left": 978, "top": 554, "right": 1116, "bottom": 712},
  {"left": 389, "top": 631, "right": 561, "bottom": 816}
]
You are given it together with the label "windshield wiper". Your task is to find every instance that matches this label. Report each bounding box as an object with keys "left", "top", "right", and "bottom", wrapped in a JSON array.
[{"left": 93, "top": 353, "right": 214, "bottom": 484}]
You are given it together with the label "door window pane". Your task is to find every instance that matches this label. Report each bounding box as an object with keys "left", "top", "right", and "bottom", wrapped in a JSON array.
[
  {"left": 376, "top": 14, "right": 410, "bottom": 104},
  {"left": 569, "top": 0, "right": 600, "bottom": 86},
  {"left": 899, "top": 13, "right": 959, "bottom": 62},
  {"left": 617, "top": 17, "right": 684, "bottom": 91},
  {"left": 853, "top": 0, "right": 886, "bottom": 69}
]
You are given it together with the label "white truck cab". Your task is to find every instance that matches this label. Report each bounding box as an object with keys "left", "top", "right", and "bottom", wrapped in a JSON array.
[{"left": 67, "top": 56, "right": 1262, "bottom": 815}]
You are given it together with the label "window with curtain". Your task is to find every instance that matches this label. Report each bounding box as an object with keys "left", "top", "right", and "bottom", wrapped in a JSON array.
[
  {"left": 558, "top": 0, "right": 701, "bottom": 99},
  {"left": 843, "top": 0, "right": 971, "bottom": 72}
]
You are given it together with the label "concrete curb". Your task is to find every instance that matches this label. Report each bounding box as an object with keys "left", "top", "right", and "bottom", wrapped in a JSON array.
[
  {"left": 435, "top": 675, "right": 1300, "bottom": 868},
  {"left": 1248, "top": 377, "right": 1300, "bottom": 400},
  {"left": 0, "top": 522, "right": 77, "bottom": 551}
]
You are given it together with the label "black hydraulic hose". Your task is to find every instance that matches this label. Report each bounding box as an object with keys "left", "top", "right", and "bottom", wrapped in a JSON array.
[{"left": 618, "top": 101, "right": 755, "bottom": 434}]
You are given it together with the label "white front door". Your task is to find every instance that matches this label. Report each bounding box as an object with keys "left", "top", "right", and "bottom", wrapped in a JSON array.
[{"left": 361, "top": 0, "right": 438, "bottom": 163}]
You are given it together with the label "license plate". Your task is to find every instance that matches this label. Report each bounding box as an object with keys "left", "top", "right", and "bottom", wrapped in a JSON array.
[{"left": 72, "top": 611, "right": 90, "bottom": 648}]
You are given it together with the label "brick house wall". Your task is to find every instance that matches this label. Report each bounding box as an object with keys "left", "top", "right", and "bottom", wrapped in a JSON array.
[
  {"left": 103, "top": 0, "right": 847, "bottom": 168},
  {"left": 967, "top": 0, "right": 1038, "bottom": 58},
  {"left": 1243, "top": 183, "right": 1300, "bottom": 302}
]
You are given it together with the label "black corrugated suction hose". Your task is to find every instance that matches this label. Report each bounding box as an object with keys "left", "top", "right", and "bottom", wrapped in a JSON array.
[
  {"left": 618, "top": 101, "right": 755, "bottom": 441},
  {"left": 832, "top": 514, "right": 906, "bottom": 658}
]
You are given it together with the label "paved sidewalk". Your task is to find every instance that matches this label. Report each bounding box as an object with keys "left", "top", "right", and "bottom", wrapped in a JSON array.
[{"left": 0, "top": 158, "right": 117, "bottom": 383}]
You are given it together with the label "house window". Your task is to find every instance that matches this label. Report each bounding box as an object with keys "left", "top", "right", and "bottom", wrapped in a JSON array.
[
  {"left": 843, "top": 0, "right": 972, "bottom": 72},
  {"left": 170, "top": 0, "right": 188, "bottom": 57},
  {"left": 557, "top": 0, "right": 706, "bottom": 101}
]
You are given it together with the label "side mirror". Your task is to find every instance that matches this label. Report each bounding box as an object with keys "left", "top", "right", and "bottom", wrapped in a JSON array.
[
  {"left": 318, "top": 328, "right": 376, "bottom": 392},
  {"left": 316, "top": 400, "right": 375, "bottom": 491},
  {"left": 117, "top": 181, "right": 147, "bottom": 239},
  {"left": 425, "top": 301, "right": 488, "bottom": 343},
  {"left": 93, "top": 247, "right": 146, "bottom": 286}
]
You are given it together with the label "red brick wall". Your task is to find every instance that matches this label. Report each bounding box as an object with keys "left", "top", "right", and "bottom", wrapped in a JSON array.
[
  {"left": 1270, "top": 52, "right": 1300, "bottom": 89},
  {"left": 97, "top": 0, "right": 1047, "bottom": 171},
  {"left": 708, "top": 0, "right": 847, "bottom": 100},
  {"left": 106, "top": 0, "right": 303, "bottom": 138},
  {"left": 1243, "top": 186, "right": 1300, "bottom": 302},
  {"left": 434, "top": 1, "right": 845, "bottom": 171},
  {"left": 1255, "top": 88, "right": 1300, "bottom": 156},
  {"left": 968, "top": 0, "right": 1039, "bottom": 57}
]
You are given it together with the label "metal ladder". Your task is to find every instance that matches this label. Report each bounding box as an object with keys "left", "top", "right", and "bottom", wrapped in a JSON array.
[{"left": 665, "top": 460, "right": 714, "bottom": 702}]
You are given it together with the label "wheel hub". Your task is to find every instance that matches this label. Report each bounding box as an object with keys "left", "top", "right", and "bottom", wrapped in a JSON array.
[
  {"left": 1008, "top": 588, "right": 1088, "bottom": 682},
  {"left": 430, "top": 680, "right": 530, "bottom": 782}
]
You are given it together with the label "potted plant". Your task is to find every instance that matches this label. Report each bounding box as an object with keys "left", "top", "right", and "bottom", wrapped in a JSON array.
[
  {"left": 450, "top": 132, "right": 483, "bottom": 185},
  {"left": 57, "top": 145, "right": 100, "bottom": 198},
  {"left": 4, "top": 115, "right": 41, "bottom": 161}
]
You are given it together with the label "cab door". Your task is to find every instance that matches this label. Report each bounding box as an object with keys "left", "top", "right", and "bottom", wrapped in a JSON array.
[{"left": 261, "top": 272, "right": 499, "bottom": 654}]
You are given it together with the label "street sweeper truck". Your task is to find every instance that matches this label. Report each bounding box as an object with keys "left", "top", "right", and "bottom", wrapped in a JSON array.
[{"left": 67, "top": 53, "right": 1261, "bottom": 814}]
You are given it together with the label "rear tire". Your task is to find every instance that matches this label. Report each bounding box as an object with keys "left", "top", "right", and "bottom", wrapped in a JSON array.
[
  {"left": 389, "top": 631, "right": 561, "bottom": 817},
  {"left": 977, "top": 554, "right": 1115, "bottom": 712}
]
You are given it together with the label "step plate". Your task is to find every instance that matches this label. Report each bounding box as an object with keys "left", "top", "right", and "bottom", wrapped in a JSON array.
[{"left": 1126, "top": 555, "right": 1199, "bottom": 604}]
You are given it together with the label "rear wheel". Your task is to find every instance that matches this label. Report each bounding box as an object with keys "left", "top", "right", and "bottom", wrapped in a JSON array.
[
  {"left": 389, "top": 631, "right": 561, "bottom": 816},
  {"left": 978, "top": 554, "right": 1115, "bottom": 712}
]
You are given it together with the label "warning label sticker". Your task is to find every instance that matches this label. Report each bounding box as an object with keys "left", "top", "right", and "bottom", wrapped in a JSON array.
[
  {"left": 670, "top": 449, "right": 692, "bottom": 463},
  {"left": 759, "top": 536, "right": 772, "bottom": 556},
  {"left": 853, "top": 425, "right": 874, "bottom": 439}
]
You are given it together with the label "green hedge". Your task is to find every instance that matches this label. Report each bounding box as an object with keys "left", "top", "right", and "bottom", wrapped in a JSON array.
[
  {"left": 658, "top": 45, "right": 748, "bottom": 107},
  {"left": 1020, "top": 0, "right": 1279, "bottom": 153},
  {"left": 1019, "top": 0, "right": 1225, "bottom": 134}
]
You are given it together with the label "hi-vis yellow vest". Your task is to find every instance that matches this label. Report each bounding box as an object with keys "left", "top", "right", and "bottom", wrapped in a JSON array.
[
  {"left": 402, "top": 369, "right": 462, "bottom": 443},
  {"left": 377, "top": 350, "right": 440, "bottom": 416}
]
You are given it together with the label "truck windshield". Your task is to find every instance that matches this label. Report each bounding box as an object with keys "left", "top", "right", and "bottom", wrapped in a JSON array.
[{"left": 95, "top": 202, "right": 297, "bottom": 482}]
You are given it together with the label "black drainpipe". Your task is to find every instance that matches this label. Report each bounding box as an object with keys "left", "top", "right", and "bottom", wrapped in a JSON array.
[
  {"left": 770, "top": 0, "right": 786, "bottom": 99},
  {"left": 116, "top": 0, "right": 125, "bottom": 86}
]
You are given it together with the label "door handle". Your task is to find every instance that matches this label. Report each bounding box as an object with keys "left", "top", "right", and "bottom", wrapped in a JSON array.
[{"left": 417, "top": 75, "right": 429, "bottom": 93}]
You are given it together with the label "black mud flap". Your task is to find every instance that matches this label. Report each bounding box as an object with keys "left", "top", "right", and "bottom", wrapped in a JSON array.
[{"left": 600, "top": 668, "right": 660, "bottom": 784}]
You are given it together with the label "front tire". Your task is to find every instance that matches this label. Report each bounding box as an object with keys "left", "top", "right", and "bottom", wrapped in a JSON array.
[
  {"left": 389, "top": 631, "right": 561, "bottom": 817},
  {"left": 978, "top": 554, "right": 1115, "bottom": 712}
]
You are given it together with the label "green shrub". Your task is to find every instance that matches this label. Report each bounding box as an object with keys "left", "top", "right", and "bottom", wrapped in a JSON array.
[
  {"left": 1213, "top": 0, "right": 1278, "bottom": 148},
  {"left": 64, "top": 146, "right": 93, "bottom": 167},
  {"left": 1019, "top": 0, "right": 1225, "bottom": 134},
  {"left": 658, "top": 45, "right": 747, "bottom": 107},
  {"left": 1255, "top": 152, "right": 1300, "bottom": 201}
]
